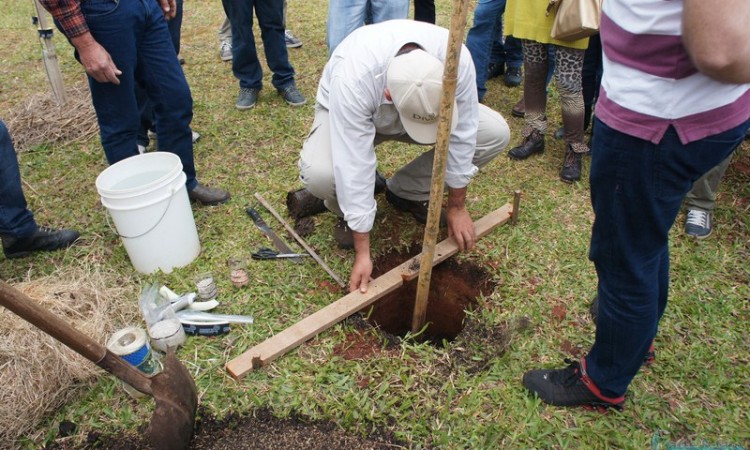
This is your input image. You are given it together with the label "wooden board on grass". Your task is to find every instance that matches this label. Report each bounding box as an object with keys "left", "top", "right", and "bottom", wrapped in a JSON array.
[{"left": 225, "top": 203, "right": 514, "bottom": 380}]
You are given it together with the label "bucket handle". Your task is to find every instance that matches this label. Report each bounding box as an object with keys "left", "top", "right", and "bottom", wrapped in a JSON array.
[{"left": 105, "top": 188, "right": 176, "bottom": 240}]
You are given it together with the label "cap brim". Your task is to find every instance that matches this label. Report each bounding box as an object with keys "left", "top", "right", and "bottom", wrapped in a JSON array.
[{"left": 401, "top": 101, "right": 459, "bottom": 145}]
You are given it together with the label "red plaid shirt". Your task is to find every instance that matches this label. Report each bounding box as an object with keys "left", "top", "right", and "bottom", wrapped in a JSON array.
[{"left": 39, "top": 0, "right": 89, "bottom": 38}]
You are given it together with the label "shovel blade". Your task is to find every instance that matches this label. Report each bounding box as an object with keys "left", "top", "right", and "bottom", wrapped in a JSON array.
[{"left": 145, "top": 348, "right": 198, "bottom": 450}]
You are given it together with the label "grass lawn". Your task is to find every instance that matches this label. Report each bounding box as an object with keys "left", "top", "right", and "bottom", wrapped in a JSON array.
[{"left": 1, "top": 0, "right": 749, "bottom": 448}]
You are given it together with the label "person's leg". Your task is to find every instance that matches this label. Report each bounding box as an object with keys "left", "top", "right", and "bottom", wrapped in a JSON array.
[
  {"left": 0, "top": 121, "right": 37, "bottom": 238},
  {"left": 413, "top": 0, "right": 435, "bottom": 23},
  {"left": 326, "top": 0, "right": 368, "bottom": 55},
  {"left": 255, "top": 0, "right": 295, "bottom": 90},
  {"left": 167, "top": 0, "right": 183, "bottom": 55},
  {"left": 369, "top": 0, "right": 409, "bottom": 23},
  {"left": 465, "top": 0, "right": 506, "bottom": 102},
  {"left": 388, "top": 104, "right": 509, "bottom": 199},
  {"left": 137, "top": 0, "right": 197, "bottom": 189},
  {"left": 554, "top": 45, "right": 586, "bottom": 182},
  {"left": 76, "top": 0, "right": 142, "bottom": 165},
  {"left": 684, "top": 154, "right": 733, "bottom": 212},
  {"left": 223, "top": 0, "right": 263, "bottom": 91},
  {"left": 218, "top": 16, "right": 232, "bottom": 42},
  {"left": 581, "top": 33, "right": 602, "bottom": 131},
  {"left": 585, "top": 119, "right": 747, "bottom": 398},
  {"left": 504, "top": 34, "right": 523, "bottom": 71},
  {"left": 299, "top": 105, "right": 343, "bottom": 216}
]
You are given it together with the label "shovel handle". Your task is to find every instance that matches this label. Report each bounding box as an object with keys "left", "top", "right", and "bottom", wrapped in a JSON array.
[{"left": 0, "top": 280, "right": 153, "bottom": 395}]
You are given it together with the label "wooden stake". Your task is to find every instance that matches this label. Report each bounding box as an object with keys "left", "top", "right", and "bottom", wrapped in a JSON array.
[
  {"left": 225, "top": 204, "right": 512, "bottom": 379},
  {"left": 412, "top": 0, "right": 471, "bottom": 333}
]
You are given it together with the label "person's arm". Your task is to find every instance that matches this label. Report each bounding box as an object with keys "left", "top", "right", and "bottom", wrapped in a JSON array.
[
  {"left": 349, "top": 232, "right": 373, "bottom": 293},
  {"left": 445, "top": 187, "right": 476, "bottom": 251},
  {"left": 157, "top": 0, "right": 177, "bottom": 20},
  {"left": 39, "top": 0, "right": 122, "bottom": 84},
  {"left": 683, "top": 0, "right": 750, "bottom": 84}
]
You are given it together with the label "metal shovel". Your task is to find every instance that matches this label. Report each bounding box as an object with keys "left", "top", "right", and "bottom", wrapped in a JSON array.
[{"left": 0, "top": 280, "right": 197, "bottom": 450}]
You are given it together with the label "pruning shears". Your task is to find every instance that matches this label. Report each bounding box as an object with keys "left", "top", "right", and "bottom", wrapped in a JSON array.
[{"left": 251, "top": 247, "right": 309, "bottom": 260}]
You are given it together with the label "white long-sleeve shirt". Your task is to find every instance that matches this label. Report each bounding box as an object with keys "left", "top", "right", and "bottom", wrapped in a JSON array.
[{"left": 317, "top": 19, "right": 479, "bottom": 233}]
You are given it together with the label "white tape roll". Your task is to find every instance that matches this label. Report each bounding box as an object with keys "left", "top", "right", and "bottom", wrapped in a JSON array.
[{"left": 149, "top": 319, "right": 186, "bottom": 353}]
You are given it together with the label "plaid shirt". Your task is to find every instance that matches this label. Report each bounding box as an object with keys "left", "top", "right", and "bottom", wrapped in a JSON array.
[{"left": 39, "top": 0, "right": 89, "bottom": 38}]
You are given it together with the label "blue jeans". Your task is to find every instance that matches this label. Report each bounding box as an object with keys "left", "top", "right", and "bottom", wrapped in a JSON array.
[
  {"left": 326, "top": 0, "right": 409, "bottom": 55},
  {"left": 585, "top": 118, "right": 749, "bottom": 398},
  {"left": 223, "top": 0, "right": 294, "bottom": 91},
  {"left": 496, "top": 35, "right": 523, "bottom": 70},
  {"left": 71, "top": 0, "right": 196, "bottom": 189},
  {"left": 0, "top": 120, "right": 37, "bottom": 238},
  {"left": 465, "top": 0, "right": 508, "bottom": 101},
  {"left": 138, "top": 0, "right": 184, "bottom": 148}
]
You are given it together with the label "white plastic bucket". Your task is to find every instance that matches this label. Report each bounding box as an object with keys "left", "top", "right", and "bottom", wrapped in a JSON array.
[{"left": 95, "top": 152, "right": 201, "bottom": 274}]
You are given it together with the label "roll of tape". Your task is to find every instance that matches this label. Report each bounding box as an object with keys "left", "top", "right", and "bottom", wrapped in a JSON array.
[
  {"left": 149, "top": 319, "right": 186, "bottom": 353},
  {"left": 106, "top": 326, "right": 149, "bottom": 367}
]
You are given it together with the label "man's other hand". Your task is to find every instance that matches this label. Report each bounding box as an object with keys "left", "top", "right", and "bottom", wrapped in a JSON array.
[
  {"left": 71, "top": 34, "right": 121, "bottom": 84},
  {"left": 446, "top": 206, "right": 476, "bottom": 251}
]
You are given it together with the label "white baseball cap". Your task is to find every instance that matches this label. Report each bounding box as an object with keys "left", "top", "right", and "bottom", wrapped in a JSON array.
[{"left": 386, "top": 49, "right": 458, "bottom": 145}]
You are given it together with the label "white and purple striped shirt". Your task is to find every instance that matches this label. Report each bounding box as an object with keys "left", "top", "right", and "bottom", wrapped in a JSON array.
[{"left": 596, "top": 0, "right": 750, "bottom": 144}]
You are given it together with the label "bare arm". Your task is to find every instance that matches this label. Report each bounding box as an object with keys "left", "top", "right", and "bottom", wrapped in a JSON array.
[
  {"left": 349, "top": 231, "right": 373, "bottom": 293},
  {"left": 683, "top": 0, "right": 750, "bottom": 84},
  {"left": 445, "top": 187, "right": 476, "bottom": 251},
  {"left": 70, "top": 33, "right": 122, "bottom": 84}
]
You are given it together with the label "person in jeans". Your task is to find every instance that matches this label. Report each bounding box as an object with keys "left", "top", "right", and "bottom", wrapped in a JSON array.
[
  {"left": 505, "top": 0, "right": 589, "bottom": 183},
  {"left": 522, "top": 0, "right": 750, "bottom": 410},
  {"left": 465, "top": 0, "right": 522, "bottom": 102},
  {"left": 326, "top": 0, "right": 409, "bottom": 55},
  {"left": 41, "top": 0, "right": 229, "bottom": 205},
  {"left": 217, "top": 0, "right": 301, "bottom": 62},
  {"left": 298, "top": 20, "right": 510, "bottom": 293},
  {"left": 222, "top": 0, "right": 305, "bottom": 109},
  {"left": 0, "top": 120, "right": 79, "bottom": 259}
]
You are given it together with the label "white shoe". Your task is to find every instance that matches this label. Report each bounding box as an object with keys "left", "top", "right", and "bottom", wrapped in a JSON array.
[
  {"left": 191, "top": 130, "right": 201, "bottom": 143},
  {"left": 219, "top": 40, "right": 233, "bottom": 61},
  {"left": 137, "top": 144, "right": 147, "bottom": 154}
]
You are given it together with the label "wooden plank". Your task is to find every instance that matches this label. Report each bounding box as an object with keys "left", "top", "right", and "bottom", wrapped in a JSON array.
[{"left": 225, "top": 203, "right": 513, "bottom": 379}]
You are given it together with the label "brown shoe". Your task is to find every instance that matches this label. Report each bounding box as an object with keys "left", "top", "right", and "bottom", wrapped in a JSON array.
[
  {"left": 188, "top": 182, "right": 230, "bottom": 205},
  {"left": 511, "top": 97, "right": 525, "bottom": 118},
  {"left": 508, "top": 129, "right": 545, "bottom": 160},
  {"left": 333, "top": 217, "right": 354, "bottom": 249}
]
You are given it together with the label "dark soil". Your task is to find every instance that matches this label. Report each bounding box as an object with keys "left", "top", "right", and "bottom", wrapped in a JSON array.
[{"left": 47, "top": 408, "right": 406, "bottom": 450}]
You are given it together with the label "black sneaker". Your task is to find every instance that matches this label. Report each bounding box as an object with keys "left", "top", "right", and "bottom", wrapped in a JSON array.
[
  {"left": 2, "top": 226, "right": 80, "bottom": 259},
  {"left": 278, "top": 85, "right": 307, "bottom": 107},
  {"left": 334, "top": 217, "right": 353, "bottom": 249},
  {"left": 236, "top": 87, "right": 259, "bottom": 110},
  {"left": 374, "top": 171, "right": 387, "bottom": 195},
  {"left": 504, "top": 66, "right": 522, "bottom": 87},
  {"left": 385, "top": 189, "right": 446, "bottom": 227},
  {"left": 487, "top": 62, "right": 505, "bottom": 79},
  {"left": 523, "top": 358, "right": 625, "bottom": 411}
]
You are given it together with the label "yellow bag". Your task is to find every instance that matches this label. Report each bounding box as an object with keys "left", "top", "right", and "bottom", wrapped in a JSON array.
[{"left": 546, "top": 0, "right": 602, "bottom": 41}]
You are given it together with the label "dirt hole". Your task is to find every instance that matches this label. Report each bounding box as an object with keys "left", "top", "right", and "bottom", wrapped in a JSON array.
[{"left": 366, "top": 246, "right": 496, "bottom": 344}]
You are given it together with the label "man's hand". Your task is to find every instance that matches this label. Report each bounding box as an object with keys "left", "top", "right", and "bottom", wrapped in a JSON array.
[
  {"left": 71, "top": 33, "right": 121, "bottom": 84},
  {"left": 446, "top": 187, "right": 476, "bottom": 251},
  {"left": 158, "top": 0, "right": 177, "bottom": 19},
  {"left": 349, "top": 231, "right": 373, "bottom": 293}
]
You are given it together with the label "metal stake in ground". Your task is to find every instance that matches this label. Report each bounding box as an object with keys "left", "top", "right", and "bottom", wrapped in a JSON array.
[
  {"left": 32, "top": 0, "right": 66, "bottom": 106},
  {"left": 412, "top": 0, "right": 471, "bottom": 334}
]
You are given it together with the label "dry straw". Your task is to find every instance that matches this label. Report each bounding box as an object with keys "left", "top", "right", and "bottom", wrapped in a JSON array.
[
  {"left": 0, "top": 266, "right": 136, "bottom": 448},
  {"left": 4, "top": 83, "right": 98, "bottom": 153}
]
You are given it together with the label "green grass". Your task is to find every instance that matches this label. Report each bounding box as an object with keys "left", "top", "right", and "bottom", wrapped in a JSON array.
[{"left": 2, "top": 0, "right": 749, "bottom": 448}]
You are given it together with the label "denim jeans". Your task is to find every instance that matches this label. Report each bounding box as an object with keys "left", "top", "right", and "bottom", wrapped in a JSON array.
[
  {"left": 137, "top": 0, "right": 183, "bottom": 148},
  {"left": 326, "top": 0, "right": 409, "bottom": 55},
  {"left": 0, "top": 120, "right": 37, "bottom": 238},
  {"left": 465, "top": 0, "right": 508, "bottom": 102},
  {"left": 584, "top": 118, "right": 749, "bottom": 398},
  {"left": 222, "top": 0, "right": 295, "bottom": 91},
  {"left": 71, "top": 0, "right": 196, "bottom": 189}
]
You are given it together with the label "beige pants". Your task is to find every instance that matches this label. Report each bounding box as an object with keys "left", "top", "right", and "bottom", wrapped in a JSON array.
[{"left": 298, "top": 103, "right": 510, "bottom": 216}]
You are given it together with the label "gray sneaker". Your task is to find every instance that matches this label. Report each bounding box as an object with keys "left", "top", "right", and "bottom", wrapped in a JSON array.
[
  {"left": 285, "top": 30, "right": 302, "bottom": 48},
  {"left": 219, "top": 40, "right": 232, "bottom": 61},
  {"left": 685, "top": 209, "right": 712, "bottom": 239},
  {"left": 278, "top": 85, "right": 306, "bottom": 107},
  {"left": 236, "top": 87, "right": 259, "bottom": 110}
]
